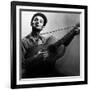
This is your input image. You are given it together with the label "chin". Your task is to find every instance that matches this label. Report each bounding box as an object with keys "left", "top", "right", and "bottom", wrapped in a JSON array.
[
  {"left": 36, "top": 27, "right": 42, "bottom": 30},
  {"left": 32, "top": 27, "right": 42, "bottom": 31}
]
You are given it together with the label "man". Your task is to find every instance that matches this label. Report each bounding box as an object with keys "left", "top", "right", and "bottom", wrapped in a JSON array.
[{"left": 21, "top": 13, "right": 79, "bottom": 78}]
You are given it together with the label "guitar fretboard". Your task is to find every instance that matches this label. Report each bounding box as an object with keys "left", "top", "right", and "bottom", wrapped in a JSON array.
[{"left": 54, "top": 28, "right": 78, "bottom": 48}]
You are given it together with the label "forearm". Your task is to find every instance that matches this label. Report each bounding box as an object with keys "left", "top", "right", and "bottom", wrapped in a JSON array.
[{"left": 63, "top": 30, "right": 76, "bottom": 46}]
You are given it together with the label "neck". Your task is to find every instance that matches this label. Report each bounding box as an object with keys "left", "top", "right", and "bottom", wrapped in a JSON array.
[{"left": 31, "top": 27, "right": 41, "bottom": 38}]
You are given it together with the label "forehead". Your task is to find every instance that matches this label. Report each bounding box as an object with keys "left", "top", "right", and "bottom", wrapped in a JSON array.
[{"left": 33, "top": 16, "right": 44, "bottom": 20}]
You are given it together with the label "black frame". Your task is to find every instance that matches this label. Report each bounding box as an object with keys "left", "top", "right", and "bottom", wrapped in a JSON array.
[{"left": 11, "top": 1, "right": 88, "bottom": 89}]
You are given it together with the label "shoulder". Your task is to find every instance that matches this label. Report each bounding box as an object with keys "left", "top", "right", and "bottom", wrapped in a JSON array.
[
  {"left": 21, "top": 34, "right": 33, "bottom": 48},
  {"left": 22, "top": 34, "right": 31, "bottom": 43},
  {"left": 22, "top": 37, "right": 28, "bottom": 45}
]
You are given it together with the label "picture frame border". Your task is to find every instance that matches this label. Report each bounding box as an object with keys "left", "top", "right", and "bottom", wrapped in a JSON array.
[{"left": 11, "top": 1, "right": 88, "bottom": 89}]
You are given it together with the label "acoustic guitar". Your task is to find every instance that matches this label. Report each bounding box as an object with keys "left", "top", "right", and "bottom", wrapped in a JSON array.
[{"left": 25, "top": 23, "right": 80, "bottom": 62}]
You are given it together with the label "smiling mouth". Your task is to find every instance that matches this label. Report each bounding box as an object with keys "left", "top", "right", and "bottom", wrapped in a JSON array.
[{"left": 35, "top": 23, "right": 39, "bottom": 27}]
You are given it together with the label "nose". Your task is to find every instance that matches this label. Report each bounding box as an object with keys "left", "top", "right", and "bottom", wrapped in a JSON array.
[
  {"left": 36, "top": 21, "right": 39, "bottom": 24},
  {"left": 35, "top": 21, "right": 40, "bottom": 25}
]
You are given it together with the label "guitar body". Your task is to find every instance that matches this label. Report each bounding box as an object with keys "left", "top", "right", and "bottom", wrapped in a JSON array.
[{"left": 25, "top": 35, "right": 65, "bottom": 61}]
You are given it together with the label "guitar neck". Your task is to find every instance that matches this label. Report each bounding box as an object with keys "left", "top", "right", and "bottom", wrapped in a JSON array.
[{"left": 54, "top": 28, "right": 77, "bottom": 48}]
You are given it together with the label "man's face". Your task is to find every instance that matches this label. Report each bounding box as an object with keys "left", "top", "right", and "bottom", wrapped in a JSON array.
[{"left": 32, "top": 16, "right": 44, "bottom": 30}]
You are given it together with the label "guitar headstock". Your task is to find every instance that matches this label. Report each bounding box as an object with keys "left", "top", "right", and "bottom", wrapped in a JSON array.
[{"left": 74, "top": 23, "right": 80, "bottom": 35}]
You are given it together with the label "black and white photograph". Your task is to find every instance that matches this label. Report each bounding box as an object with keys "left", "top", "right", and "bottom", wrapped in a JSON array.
[
  {"left": 21, "top": 10, "right": 80, "bottom": 78},
  {"left": 11, "top": 1, "right": 87, "bottom": 89}
]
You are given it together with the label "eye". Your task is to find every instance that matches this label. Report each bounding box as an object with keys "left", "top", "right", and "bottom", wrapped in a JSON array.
[
  {"left": 40, "top": 20, "right": 43, "bottom": 23},
  {"left": 34, "top": 18, "right": 38, "bottom": 21}
]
